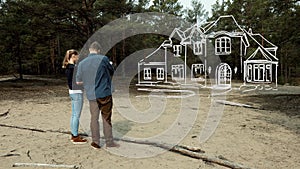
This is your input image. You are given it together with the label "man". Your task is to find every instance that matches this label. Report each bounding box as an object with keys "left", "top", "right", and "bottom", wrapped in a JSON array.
[{"left": 76, "top": 41, "right": 119, "bottom": 149}]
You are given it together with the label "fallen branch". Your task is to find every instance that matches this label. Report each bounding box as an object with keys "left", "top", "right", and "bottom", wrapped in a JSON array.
[
  {"left": 0, "top": 109, "right": 10, "bottom": 117},
  {"left": 0, "top": 153, "right": 20, "bottom": 157},
  {"left": 215, "top": 100, "right": 259, "bottom": 109},
  {"left": 12, "top": 163, "right": 79, "bottom": 169},
  {"left": 117, "top": 137, "right": 251, "bottom": 169},
  {"left": 0, "top": 124, "right": 46, "bottom": 133},
  {"left": 0, "top": 124, "right": 199, "bottom": 151},
  {"left": 171, "top": 146, "right": 251, "bottom": 169},
  {"left": 177, "top": 144, "right": 205, "bottom": 153},
  {"left": 0, "top": 124, "right": 88, "bottom": 136},
  {"left": 116, "top": 137, "right": 205, "bottom": 153},
  {"left": 1, "top": 123, "right": 252, "bottom": 169},
  {"left": 26, "top": 150, "right": 32, "bottom": 160}
]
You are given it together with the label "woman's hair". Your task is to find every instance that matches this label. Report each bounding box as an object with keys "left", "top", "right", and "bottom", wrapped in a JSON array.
[{"left": 62, "top": 49, "right": 79, "bottom": 68}]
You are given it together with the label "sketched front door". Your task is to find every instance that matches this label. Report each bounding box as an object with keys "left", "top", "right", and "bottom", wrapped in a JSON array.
[
  {"left": 216, "top": 63, "right": 231, "bottom": 88},
  {"left": 253, "top": 64, "right": 265, "bottom": 82},
  {"left": 172, "top": 64, "right": 184, "bottom": 81},
  {"left": 191, "top": 64, "right": 205, "bottom": 81}
]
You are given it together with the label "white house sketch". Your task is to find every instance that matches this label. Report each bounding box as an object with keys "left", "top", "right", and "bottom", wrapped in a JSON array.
[{"left": 137, "top": 15, "right": 279, "bottom": 91}]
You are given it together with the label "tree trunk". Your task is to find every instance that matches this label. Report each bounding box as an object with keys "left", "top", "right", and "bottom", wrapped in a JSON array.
[
  {"left": 284, "top": 51, "right": 288, "bottom": 84},
  {"left": 112, "top": 46, "right": 117, "bottom": 65},
  {"left": 16, "top": 35, "right": 23, "bottom": 80},
  {"left": 81, "top": 0, "right": 96, "bottom": 38},
  {"left": 50, "top": 39, "right": 56, "bottom": 75},
  {"left": 280, "top": 55, "right": 283, "bottom": 83},
  {"left": 122, "top": 29, "right": 126, "bottom": 77},
  {"left": 57, "top": 34, "right": 61, "bottom": 72},
  {"left": 288, "top": 67, "right": 291, "bottom": 83}
]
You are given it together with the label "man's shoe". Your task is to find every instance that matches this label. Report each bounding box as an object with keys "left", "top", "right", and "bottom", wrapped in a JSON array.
[
  {"left": 91, "top": 142, "right": 101, "bottom": 149},
  {"left": 106, "top": 141, "right": 120, "bottom": 148},
  {"left": 71, "top": 135, "right": 87, "bottom": 144}
]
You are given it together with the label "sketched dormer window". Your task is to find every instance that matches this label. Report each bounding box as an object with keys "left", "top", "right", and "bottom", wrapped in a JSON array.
[
  {"left": 173, "top": 45, "right": 182, "bottom": 57},
  {"left": 193, "top": 41, "right": 203, "bottom": 55},
  {"left": 215, "top": 37, "right": 231, "bottom": 55}
]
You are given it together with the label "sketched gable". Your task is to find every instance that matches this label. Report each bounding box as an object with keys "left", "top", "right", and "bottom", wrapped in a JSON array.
[
  {"left": 137, "top": 26, "right": 193, "bottom": 85},
  {"left": 174, "top": 24, "right": 207, "bottom": 82},
  {"left": 137, "top": 45, "right": 167, "bottom": 85},
  {"left": 243, "top": 29, "right": 278, "bottom": 86},
  {"left": 202, "top": 15, "right": 249, "bottom": 89},
  {"left": 167, "top": 24, "right": 206, "bottom": 83},
  {"left": 203, "top": 15, "right": 250, "bottom": 61},
  {"left": 247, "top": 29, "right": 278, "bottom": 56},
  {"left": 203, "top": 15, "right": 249, "bottom": 59}
]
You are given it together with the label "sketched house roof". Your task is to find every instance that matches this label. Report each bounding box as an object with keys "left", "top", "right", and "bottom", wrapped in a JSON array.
[
  {"left": 181, "top": 25, "right": 204, "bottom": 45},
  {"left": 202, "top": 15, "right": 251, "bottom": 56},
  {"left": 139, "top": 25, "right": 202, "bottom": 63},
  {"left": 246, "top": 46, "right": 278, "bottom": 63},
  {"left": 201, "top": 15, "right": 278, "bottom": 60},
  {"left": 244, "top": 29, "right": 278, "bottom": 60},
  {"left": 203, "top": 15, "right": 245, "bottom": 37},
  {"left": 162, "top": 28, "right": 187, "bottom": 47},
  {"left": 139, "top": 15, "right": 278, "bottom": 63},
  {"left": 162, "top": 23, "right": 205, "bottom": 47},
  {"left": 138, "top": 45, "right": 166, "bottom": 63}
]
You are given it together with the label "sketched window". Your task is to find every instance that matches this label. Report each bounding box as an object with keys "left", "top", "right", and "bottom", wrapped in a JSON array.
[
  {"left": 265, "top": 64, "right": 272, "bottom": 82},
  {"left": 254, "top": 64, "right": 265, "bottom": 81},
  {"left": 193, "top": 41, "right": 203, "bottom": 55},
  {"left": 173, "top": 45, "right": 182, "bottom": 57},
  {"left": 247, "top": 64, "right": 252, "bottom": 82},
  {"left": 144, "top": 68, "right": 151, "bottom": 80},
  {"left": 157, "top": 68, "right": 164, "bottom": 80},
  {"left": 215, "top": 37, "right": 231, "bottom": 55}
]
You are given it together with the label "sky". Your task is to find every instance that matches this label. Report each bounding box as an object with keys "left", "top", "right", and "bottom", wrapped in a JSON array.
[{"left": 178, "top": 0, "right": 217, "bottom": 16}]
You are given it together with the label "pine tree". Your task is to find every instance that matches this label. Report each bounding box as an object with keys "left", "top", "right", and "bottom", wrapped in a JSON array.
[{"left": 184, "top": 0, "right": 208, "bottom": 24}]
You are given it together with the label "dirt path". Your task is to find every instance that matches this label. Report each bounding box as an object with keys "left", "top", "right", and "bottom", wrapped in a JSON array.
[{"left": 0, "top": 77, "right": 299, "bottom": 169}]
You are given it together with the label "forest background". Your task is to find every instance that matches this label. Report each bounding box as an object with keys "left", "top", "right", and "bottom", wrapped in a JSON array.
[{"left": 0, "top": 0, "right": 299, "bottom": 85}]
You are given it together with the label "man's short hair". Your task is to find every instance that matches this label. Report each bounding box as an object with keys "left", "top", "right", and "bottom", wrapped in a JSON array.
[{"left": 89, "top": 41, "right": 101, "bottom": 51}]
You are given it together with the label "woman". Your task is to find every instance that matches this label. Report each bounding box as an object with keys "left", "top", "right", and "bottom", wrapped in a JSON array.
[{"left": 62, "top": 49, "right": 87, "bottom": 144}]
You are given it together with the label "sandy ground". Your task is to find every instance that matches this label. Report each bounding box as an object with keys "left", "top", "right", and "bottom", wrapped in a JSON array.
[{"left": 0, "top": 76, "right": 299, "bottom": 169}]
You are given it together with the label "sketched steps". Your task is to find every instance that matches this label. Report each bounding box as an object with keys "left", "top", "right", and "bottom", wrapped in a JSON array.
[{"left": 136, "top": 88, "right": 196, "bottom": 99}]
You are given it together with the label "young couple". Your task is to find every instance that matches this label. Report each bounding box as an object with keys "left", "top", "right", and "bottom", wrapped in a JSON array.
[{"left": 62, "top": 42, "right": 119, "bottom": 149}]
